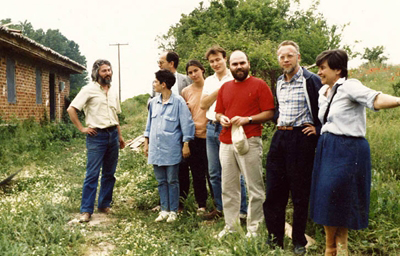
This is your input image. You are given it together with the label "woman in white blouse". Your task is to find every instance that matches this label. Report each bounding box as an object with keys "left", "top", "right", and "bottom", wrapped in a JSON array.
[{"left": 309, "top": 49, "right": 400, "bottom": 256}]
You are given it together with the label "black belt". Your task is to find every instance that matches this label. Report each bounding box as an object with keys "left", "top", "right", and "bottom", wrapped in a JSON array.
[
  {"left": 96, "top": 126, "right": 117, "bottom": 132},
  {"left": 277, "top": 126, "right": 304, "bottom": 131},
  {"left": 208, "top": 120, "right": 220, "bottom": 125}
]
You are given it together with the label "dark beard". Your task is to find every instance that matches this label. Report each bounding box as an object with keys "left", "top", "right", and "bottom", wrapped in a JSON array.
[
  {"left": 232, "top": 68, "right": 249, "bottom": 81},
  {"left": 99, "top": 76, "right": 112, "bottom": 85}
]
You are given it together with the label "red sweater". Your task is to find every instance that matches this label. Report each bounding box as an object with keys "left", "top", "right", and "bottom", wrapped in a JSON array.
[{"left": 215, "top": 76, "right": 274, "bottom": 144}]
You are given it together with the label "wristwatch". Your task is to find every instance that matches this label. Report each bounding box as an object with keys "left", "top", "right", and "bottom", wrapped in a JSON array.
[{"left": 248, "top": 116, "right": 253, "bottom": 124}]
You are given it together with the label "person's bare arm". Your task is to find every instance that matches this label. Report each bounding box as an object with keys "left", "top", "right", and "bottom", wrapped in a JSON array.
[
  {"left": 230, "top": 110, "right": 275, "bottom": 126},
  {"left": 373, "top": 93, "right": 400, "bottom": 110},
  {"left": 67, "top": 106, "right": 97, "bottom": 136},
  {"left": 200, "top": 89, "right": 219, "bottom": 110}
]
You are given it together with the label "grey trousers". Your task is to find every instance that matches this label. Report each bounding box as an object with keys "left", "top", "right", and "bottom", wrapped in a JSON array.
[{"left": 220, "top": 136, "right": 265, "bottom": 233}]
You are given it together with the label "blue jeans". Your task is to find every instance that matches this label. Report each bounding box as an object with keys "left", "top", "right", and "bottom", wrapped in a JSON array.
[
  {"left": 154, "top": 164, "right": 180, "bottom": 212},
  {"left": 206, "top": 122, "right": 247, "bottom": 213},
  {"left": 81, "top": 128, "right": 119, "bottom": 214}
]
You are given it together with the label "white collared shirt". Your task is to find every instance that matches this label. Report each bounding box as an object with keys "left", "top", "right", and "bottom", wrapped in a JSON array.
[
  {"left": 70, "top": 82, "right": 121, "bottom": 129},
  {"left": 171, "top": 72, "right": 179, "bottom": 96},
  {"left": 203, "top": 71, "right": 233, "bottom": 120},
  {"left": 319, "top": 77, "right": 381, "bottom": 137}
]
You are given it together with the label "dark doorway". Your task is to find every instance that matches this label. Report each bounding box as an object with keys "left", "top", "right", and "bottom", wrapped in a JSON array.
[{"left": 49, "top": 73, "right": 55, "bottom": 120}]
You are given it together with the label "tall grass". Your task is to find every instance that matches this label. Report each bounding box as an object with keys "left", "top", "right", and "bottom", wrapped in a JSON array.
[{"left": 1, "top": 67, "right": 400, "bottom": 255}]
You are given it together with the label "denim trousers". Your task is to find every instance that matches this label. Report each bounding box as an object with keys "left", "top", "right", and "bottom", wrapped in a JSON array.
[
  {"left": 206, "top": 122, "right": 247, "bottom": 213},
  {"left": 154, "top": 164, "right": 180, "bottom": 212},
  {"left": 80, "top": 128, "right": 119, "bottom": 214}
]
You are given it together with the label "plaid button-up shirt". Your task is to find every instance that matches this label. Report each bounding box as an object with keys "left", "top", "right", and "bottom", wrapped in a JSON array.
[{"left": 277, "top": 68, "right": 313, "bottom": 127}]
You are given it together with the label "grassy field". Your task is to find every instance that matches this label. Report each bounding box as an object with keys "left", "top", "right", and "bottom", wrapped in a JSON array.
[{"left": 1, "top": 63, "right": 400, "bottom": 255}]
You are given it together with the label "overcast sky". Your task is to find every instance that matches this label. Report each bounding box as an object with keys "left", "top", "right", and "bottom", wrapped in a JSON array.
[{"left": 1, "top": 0, "right": 398, "bottom": 101}]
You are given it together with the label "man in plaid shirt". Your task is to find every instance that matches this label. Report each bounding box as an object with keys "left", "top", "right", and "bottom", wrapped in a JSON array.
[{"left": 263, "top": 41, "right": 323, "bottom": 255}]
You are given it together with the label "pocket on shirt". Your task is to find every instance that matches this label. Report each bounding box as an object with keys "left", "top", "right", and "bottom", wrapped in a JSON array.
[{"left": 164, "top": 116, "right": 177, "bottom": 132}]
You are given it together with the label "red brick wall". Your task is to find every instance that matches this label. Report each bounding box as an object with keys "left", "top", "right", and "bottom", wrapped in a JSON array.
[{"left": 0, "top": 53, "right": 71, "bottom": 122}]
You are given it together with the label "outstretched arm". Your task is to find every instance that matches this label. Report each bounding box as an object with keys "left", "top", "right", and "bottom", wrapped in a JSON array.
[{"left": 373, "top": 93, "right": 400, "bottom": 110}]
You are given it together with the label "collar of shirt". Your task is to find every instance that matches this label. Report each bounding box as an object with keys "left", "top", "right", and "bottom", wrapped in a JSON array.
[
  {"left": 335, "top": 77, "right": 346, "bottom": 86},
  {"left": 94, "top": 81, "right": 111, "bottom": 90},
  {"left": 284, "top": 67, "right": 303, "bottom": 84},
  {"left": 212, "top": 70, "right": 233, "bottom": 82},
  {"left": 156, "top": 94, "right": 176, "bottom": 105}
]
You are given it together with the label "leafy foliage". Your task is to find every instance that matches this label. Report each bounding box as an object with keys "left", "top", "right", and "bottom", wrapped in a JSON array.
[
  {"left": 158, "top": 0, "right": 344, "bottom": 90},
  {"left": 1, "top": 19, "right": 88, "bottom": 94},
  {"left": 362, "top": 45, "right": 388, "bottom": 64}
]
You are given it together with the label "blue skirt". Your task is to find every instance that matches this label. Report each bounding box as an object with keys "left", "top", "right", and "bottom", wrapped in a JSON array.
[{"left": 309, "top": 132, "right": 371, "bottom": 230}]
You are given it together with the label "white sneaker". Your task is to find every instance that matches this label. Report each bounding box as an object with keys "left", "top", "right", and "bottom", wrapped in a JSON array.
[
  {"left": 245, "top": 231, "right": 258, "bottom": 238},
  {"left": 214, "top": 226, "right": 235, "bottom": 239},
  {"left": 167, "top": 211, "right": 177, "bottom": 223},
  {"left": 155, "top": 211, "right": 169, "bottom": 222}
]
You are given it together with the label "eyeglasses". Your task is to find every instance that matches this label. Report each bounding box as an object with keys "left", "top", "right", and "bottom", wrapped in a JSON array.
[
  {"left": 278, "top": 53, "right": 298, "bottom": 61},
  {"left": 157, "top": 60, "right": 168, "bottom": 65}
]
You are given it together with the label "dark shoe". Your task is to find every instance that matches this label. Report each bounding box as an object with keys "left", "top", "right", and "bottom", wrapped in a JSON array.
[
  {"left": 293, "top": 245, "right": 306, "bottom": 255},
  {"left": 98, "top": 207, "right": 112, "bottom": 214},
  {"left": 79, "top": 212, "right": 91, "bottom": 222},
  {"left": 202, "top": 209, "right": 223, "bottom": 220}
]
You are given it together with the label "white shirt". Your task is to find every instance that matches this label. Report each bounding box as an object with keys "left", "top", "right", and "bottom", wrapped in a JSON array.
[
  {"left": 319, "top": 77, "right": 380, "bottom": 137},
  {"left": 171, "top": 72, "right": 179, "bottom": 96},
  {"left": 70, "top": 82, "right": 121, "bottom": 129},
  {"left": 203, "top": 71, "right": 233, "bottom": 120}
]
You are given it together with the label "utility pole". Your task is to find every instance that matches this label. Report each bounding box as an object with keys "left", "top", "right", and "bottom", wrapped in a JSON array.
[{"left": 109, "top": 43, "right": 128, "bottom": 102}]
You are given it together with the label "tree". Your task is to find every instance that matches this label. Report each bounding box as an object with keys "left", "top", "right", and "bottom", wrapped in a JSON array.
[
  {"left": 362, "top": 46, "right": 388, "bottom": 64},
  {"left": 158, "top": 0, "right": 344, "bottom": 91},
  {"left": 1, "top": 19, "right": 88, "bottom": 95}
]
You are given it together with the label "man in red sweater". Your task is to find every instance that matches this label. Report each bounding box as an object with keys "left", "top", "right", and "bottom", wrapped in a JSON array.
[{"left": 215, "top": 50, "right": 275, "bottom": 238}]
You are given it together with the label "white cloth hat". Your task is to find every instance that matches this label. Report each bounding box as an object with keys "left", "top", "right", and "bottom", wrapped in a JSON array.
[{"left": 231, "top": 124, "right": 249, "bottom": 155}]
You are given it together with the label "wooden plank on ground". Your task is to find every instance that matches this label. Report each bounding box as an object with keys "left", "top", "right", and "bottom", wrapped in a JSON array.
[{"left": 126, "top": 135, "right": 145, "bottom": 152}]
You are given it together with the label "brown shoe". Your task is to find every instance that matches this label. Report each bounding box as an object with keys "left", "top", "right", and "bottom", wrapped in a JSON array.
[
  {"left": 79, "top": 212, "right": 91, "bottom": 222},
  {"left": 202, "top": 209, "right": 223, "bottom": 220},
  {"left": 98, "top": 207, "right": 112, "bottom": 214}
]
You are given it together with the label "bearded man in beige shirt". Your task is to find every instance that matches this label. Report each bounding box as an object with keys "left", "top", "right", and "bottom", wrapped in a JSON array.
[{"left": 67, "top": 59, "right": 125, "bottom": 223}]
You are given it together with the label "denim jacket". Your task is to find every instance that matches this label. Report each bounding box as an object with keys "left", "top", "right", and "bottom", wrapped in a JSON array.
[{"left": 144, "top": 93, "right": 195, "bottom": 166}]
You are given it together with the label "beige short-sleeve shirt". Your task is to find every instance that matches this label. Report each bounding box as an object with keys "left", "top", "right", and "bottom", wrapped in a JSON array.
[{"left": 70, "top": 82, "right": 121, "bottom": 129}]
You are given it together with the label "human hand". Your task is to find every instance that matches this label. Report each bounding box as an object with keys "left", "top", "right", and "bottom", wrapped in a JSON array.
[
  {"left": 220, "top": 115, "right": 231, "bottom": 127},
  {"left": 80, "top": 127, "right": 97, "bottom": 136},
  {"left": 119, "top": 137, "right": 125, "bottom": 149},
  {"left": 143, "top": 143, "right": 149, "bottom": 157},
  {"left": 302, "top": 124, "right": 316, "bottom": 136},
  {"left": 231, "top": 116, "right": 248, "bottom": 126},
  {"left": 182, "top": 143, "right": 190, "bottom": 158}
]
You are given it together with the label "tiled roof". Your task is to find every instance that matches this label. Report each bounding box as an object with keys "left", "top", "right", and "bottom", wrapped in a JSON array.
[{"left": 0, "top": 25, "right": 86, "bottom": 72}]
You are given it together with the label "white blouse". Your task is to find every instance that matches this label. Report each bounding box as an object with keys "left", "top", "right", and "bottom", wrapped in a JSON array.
[{"left": 319, "top": 77, "right": 381, "bottom": 137}]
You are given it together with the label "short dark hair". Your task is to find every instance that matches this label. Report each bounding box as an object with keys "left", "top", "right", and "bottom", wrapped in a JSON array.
[
  {"left": 205, "top": 46, "right": 227, "bottom": 60},
  {"left": 155, "top": 69, "right": 176, "bottom": 90},
  {"left": 166, "top": 51, "right": 180, "bottom": 69},
  {"left": 316, "top": 49, "right": 348, "bottom": 78},
  {"left": 185, "top": 59, "right": 205, "bottom": 77},
  {"left": 91, "top": 59, "right": 112, "bottom": 81}
]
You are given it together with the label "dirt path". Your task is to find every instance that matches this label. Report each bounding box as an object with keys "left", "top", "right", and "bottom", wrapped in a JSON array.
[{"left": 68, "top": 213, "right": 116, "bottom": 255}]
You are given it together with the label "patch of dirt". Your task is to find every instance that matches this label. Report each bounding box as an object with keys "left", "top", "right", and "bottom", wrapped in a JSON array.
[{"left": 68, "top": 213, "right": 117, "bottom": 256}]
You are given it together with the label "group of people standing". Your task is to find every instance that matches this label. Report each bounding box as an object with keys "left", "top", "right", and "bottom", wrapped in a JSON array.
[{"left": 68, "top": 40, "right": 400, "bottom": 256}]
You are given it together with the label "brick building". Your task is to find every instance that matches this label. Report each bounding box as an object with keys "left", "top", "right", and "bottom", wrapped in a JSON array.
[{"left": 0, "top": 26, "right": 85, "bottom": 122}]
